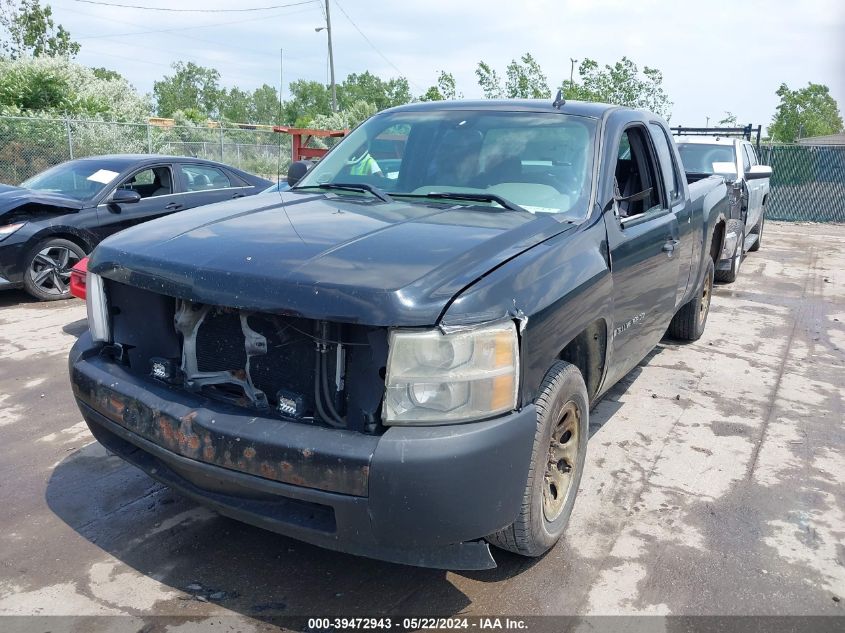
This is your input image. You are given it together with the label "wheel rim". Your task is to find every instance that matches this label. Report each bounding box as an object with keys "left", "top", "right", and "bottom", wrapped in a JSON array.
[
  {"left": 28, "top": 246, "right": 80, "bottom": 296},
  {"left": 543, "top": 400, "right": 581, "bottom": 522},
  {"left": 699, "top": 270, "right": 713, "bottom": 327}
]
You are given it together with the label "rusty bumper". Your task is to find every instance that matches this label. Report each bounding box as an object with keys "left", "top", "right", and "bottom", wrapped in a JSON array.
[{"left": 69, "top": 333, "right": 537, "bottom": 569}]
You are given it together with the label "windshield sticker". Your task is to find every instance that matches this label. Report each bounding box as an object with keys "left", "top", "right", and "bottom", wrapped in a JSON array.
[
  {"left": 712, "top": 161, "right": 737, "bottom": 174},
  {"left": 523, "top": 205, "right": 560, "bottom": 214},
  {"left": 86, "top": 169, "right": 120, "bottom": 184}
]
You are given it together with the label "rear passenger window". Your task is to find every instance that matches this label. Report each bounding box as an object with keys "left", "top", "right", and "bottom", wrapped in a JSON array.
[
  {"left": 181, "top": 165, "right": 233, "bottom": 192},
  {"left": 649, "top": 123, "right": 681, "bottom": 202}
]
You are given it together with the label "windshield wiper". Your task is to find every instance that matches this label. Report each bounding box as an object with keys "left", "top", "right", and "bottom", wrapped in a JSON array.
[
  {"left": 393, "top": 192, "right": 527, "bottom": 213},
  {"left": 293, "top": 182, "right": 393, "bottom": 203}
]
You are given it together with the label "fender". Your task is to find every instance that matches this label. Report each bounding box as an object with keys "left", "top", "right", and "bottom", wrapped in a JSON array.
[{"left": 440, "top": 214, "right": 613, "bottom": 405}]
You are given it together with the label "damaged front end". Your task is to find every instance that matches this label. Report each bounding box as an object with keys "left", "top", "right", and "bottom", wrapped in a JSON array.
[
  {"left": 102, "top": 281, "right": 389, "bottom": 435},
  {"left": 71, "top": 277, "right": 535, "bottom": 570}
]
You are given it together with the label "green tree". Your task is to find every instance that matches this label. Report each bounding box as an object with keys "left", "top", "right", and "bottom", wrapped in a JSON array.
[
  {"left": 0, "top": 0, "right": 79, "bottom": 59},
  {"left": 421, "top": 70, "right": 459, "bottom": 101},
  {"left": 251, "top": 84, "right": 280, "bottom": 124},
  {"left": 768, "top": 82, "right": 844, "bottom": 142},
  {"left": 220, "top": 86, "right": 251, "bottom": 123},
  {"left": 309, "top": 99, "right": 377, "bottom": 131},
  {"left": 0, "top": 56, "right": 149, "bottom": 119},
  {"left": 718, "top": 111, "right": 738, "bottom": 126},
  {"left": 475, "top": 61, "right": 504, "bottom": 99},
  {"left": 284, "top": 79, "right": 331, "bottom": 126},
  {"left": 91, "top": 66, "right": 122, "bottom": 81},
  {"left": 564, "top": 57, "right": 672, "bottom": 119},
  {"left": 154, "top": 61, "right": 223, "bottom": 119},
  {"left": 337, "top": 71, "right": 411, "bottom": 111},
  {"left": 505, "top": 53, "right": 550, "bottom": 99}
]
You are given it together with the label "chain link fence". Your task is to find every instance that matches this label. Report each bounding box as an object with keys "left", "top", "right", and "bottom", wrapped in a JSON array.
[
  {"left": 0, "top": 116, "right": 293, "bottom": 184},
  {"left": 758, "top": 144, "right": 845, "bottom": 222}
]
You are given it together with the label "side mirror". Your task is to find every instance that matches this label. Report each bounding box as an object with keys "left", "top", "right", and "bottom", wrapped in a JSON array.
[
  {"left": 746, "top": 165, "right": 772, "bottom": 180},
  {"left": 287, "top": 160, "right": 312, "bottom": 187},
  {"left": 111, "top": 188, "right": 141, "bottom": 204}
]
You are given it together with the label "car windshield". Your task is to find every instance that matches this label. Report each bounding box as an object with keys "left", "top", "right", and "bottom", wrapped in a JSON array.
[
  {"left": 677, "top": 143, "right": 738, "bottom": 176},
  {"left": 295, "top": 110, "right": 598, "bottom": 219},
  {"left": 20, "top": 161, "right": 122, "bottom": 201}
]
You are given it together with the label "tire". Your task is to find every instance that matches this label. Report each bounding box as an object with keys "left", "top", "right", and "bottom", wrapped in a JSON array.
[
  {"left": 488, "top": 361, "right": 589, "bottom": 557},
  {"left": 23, "top": 238, "right": 86, "bottom": 301},
  {"left": 748, "top": 212, "right": 764, "bottom": 252},
  {"left": 714, "top": 228, "right": 744, "bottom": 283},
  {"left": 667, "top": 258, "right": 714, "bottom": 341}
]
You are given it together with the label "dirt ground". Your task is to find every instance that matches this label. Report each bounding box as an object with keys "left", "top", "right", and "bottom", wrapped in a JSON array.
[{"left": 0, "top": 222, "right": 843, "bottom": 630}]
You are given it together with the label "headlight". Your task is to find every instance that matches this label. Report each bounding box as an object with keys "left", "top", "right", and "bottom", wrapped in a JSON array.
[
  {"left": 86, "top": 272, "right": 111, "bottom": 343},
  {"left": 384, "top": 321, "right": 519, "bottom": 425},
  {"left": 0, "top": 222, "right": 26, "bottom": 241}
]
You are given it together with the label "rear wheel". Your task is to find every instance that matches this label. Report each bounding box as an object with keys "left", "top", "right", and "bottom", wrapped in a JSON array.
[
  {"left": 715, "top": 228, "right": 744, "bottom": 283},
  {"left": 488, "top": 361, "right": 589, "bottom": 557},
  {"left": 748, "top": 211, "right": 764, "bottom": 252},
  {"left": 667, "top": 258, "right": 714, "bottom": 341},
  {"left": 23, "top": 238, "right": 86, "bottom": 301}
]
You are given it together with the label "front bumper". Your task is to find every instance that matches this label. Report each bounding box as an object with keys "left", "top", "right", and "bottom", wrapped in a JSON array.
[
  {"left": 0, "top": 234, "right": 29, "bottom": 287},
  {"left": 69, "top": 333, "right": 537, "bottom": 569}
]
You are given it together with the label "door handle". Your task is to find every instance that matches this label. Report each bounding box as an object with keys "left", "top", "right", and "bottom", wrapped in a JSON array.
[
  {"left": 663, "top": 239, "right": 679, "bottom": 253},
  {"left": 232, "top": 193, "right": 246, "bottom": 199},
  {"left": 165, "top": 202, "right": 184, "bottom": 211}
]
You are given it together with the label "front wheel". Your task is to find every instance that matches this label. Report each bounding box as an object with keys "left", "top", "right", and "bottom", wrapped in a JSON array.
[
  {"left": 23, "top": 238, "right": 86, "bottom": 301},
  {"left": 667, "top": 258, "right": 714, "bottom": 341},
  {"left": 488, "top": 361, "right": 589, "bottom": 557}
]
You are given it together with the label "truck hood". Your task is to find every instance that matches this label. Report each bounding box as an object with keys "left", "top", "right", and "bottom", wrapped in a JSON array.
[
  {"left": 90, "top": 192, "right": 577, "bottom": 326},
  {"left": 0, "top": 184, "right": 86, "bottom": 220}
]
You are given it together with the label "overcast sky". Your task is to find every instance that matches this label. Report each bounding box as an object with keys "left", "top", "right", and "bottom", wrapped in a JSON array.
[{"left": 51, "top": 0, "right": 844, "bottom": 129}]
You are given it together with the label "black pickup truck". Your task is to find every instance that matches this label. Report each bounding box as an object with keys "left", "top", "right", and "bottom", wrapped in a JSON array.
[{"left": 70, "top": 99, "right": 731, "bottom": 570}]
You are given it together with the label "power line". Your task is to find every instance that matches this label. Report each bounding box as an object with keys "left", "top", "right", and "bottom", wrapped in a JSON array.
[
  {"left": 331, "top": 0, "right": 423, "bottom": 90},
  {"left": 73, "top": 3, "right": 319, "bottom": 48},
  {"left": 70, "top": 0, "right": 318, "bottom": 12}
]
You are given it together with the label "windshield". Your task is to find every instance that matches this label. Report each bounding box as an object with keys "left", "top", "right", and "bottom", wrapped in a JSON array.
[
  {"left": 295, "top": 110, "right": 598, "bottom": 219},
  {"left": 20, "top": 161, "right": 122, "bottom": 201},
  {"left": 677, "top": 143, "right": 737, "bottom": 176}
]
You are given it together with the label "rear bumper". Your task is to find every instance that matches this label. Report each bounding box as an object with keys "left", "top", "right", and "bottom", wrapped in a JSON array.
[{"left": 69, "top": 333, "right": 537, "bottom": 569}]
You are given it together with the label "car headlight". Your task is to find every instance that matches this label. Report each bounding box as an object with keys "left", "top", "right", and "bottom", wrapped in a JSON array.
[
  {"left": 86, "top": 272, "right": 111, "bottom": 343},
  {"left": 0, "top": 222, "right": 26, "bottom": 241},
  {"left": 384, "top": 321, "right": 519, "bottom": 425}
]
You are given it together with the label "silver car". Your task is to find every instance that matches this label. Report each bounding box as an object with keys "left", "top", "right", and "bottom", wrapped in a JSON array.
[{"left": 676, "top": 136, "right": 772, "bottom": 282}]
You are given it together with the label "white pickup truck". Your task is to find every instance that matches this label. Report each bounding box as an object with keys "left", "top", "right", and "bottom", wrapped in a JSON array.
[{"left": 675, "top": 135, "right": 772, "bottom": 282}]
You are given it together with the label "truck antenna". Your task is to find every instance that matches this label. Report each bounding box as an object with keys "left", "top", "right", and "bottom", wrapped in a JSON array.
[{"left": 553, "top": 89, "right": 566, "bottom": 109}]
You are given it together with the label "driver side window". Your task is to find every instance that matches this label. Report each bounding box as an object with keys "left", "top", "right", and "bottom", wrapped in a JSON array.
[
  {"left": 118, "top": 166, "right": 173, "bottom": 199},
  {"left": 614, "top": 127, "right": 664, "bottom": 219}
]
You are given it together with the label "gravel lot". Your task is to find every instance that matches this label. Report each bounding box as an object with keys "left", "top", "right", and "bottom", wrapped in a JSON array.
[{"left": 0, "top": 222, "right": 843, "bottom": 630}]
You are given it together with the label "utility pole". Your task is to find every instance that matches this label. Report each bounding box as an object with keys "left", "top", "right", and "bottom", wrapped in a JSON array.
[
  {"left": 324, "top": 0, "right": 337, "bottom": 112},
  {"left": 570, "top": 58, "right": 577, "bottom": 91},
  {"left": 705, "top": 115, "right": 710, "bottom": 128}
]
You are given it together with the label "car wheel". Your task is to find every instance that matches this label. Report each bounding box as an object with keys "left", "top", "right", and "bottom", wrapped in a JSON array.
[
  {"left": 488, "top": 360, "right": 589, "bottom": 557},
  {"left": 748, "top": 213, "right": 764, "bottom": 252},
  {"left": 715, "top": 229, "right": 744, "bottom": 283},
  {"left": 667, "top": 258, "right": 714, "bottom": 341},
  {"left": 23, "top": 238, "right": 86, "bottom": 301}
]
